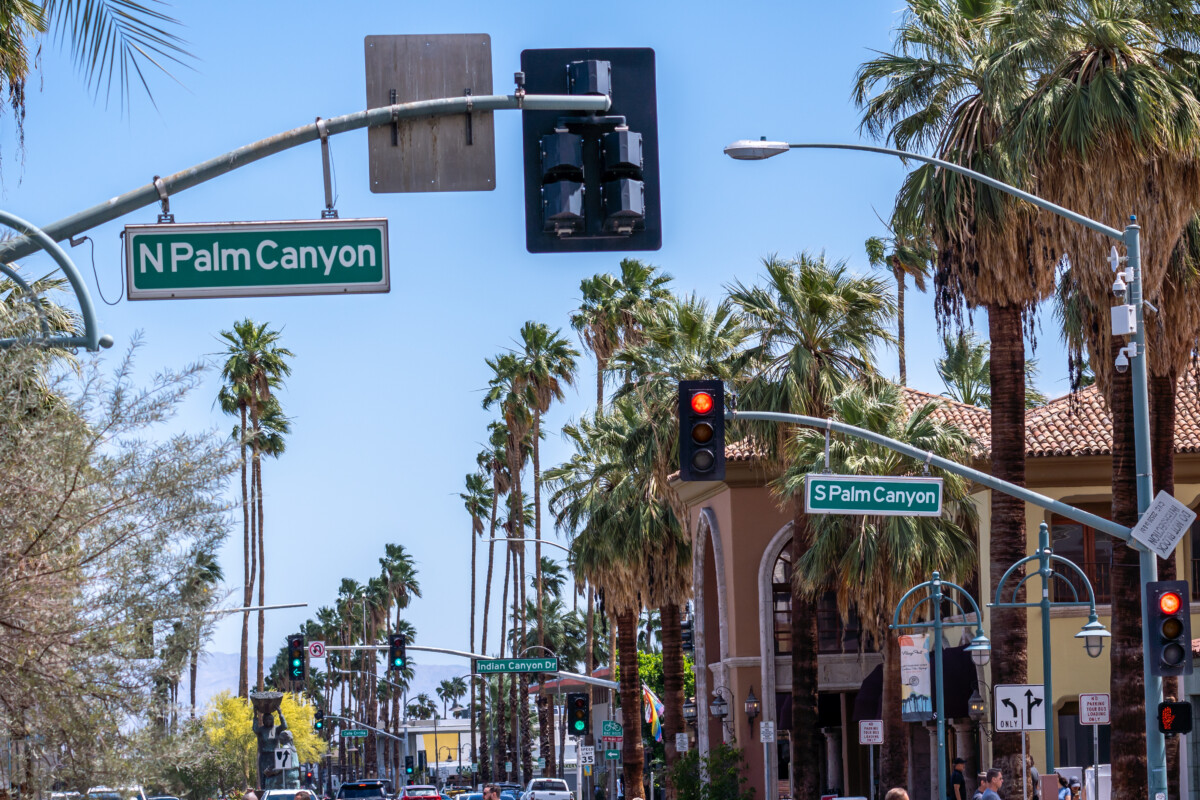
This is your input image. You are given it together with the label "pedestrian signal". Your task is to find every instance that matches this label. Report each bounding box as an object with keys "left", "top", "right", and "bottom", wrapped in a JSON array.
[{"left": 1159, "top": 701, "right": 1193, "bottom": 735}]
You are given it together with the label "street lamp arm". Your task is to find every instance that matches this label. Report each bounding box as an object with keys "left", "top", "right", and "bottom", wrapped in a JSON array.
[
  {"left": 892, "top": 576, "right": 985, "bottom": 630},
  {"left": 730, "top": 409, "right": 1131, "bottom": 542},
  {"left": 782, "top": 143, "right": 1125, "bottom": 240},
  {"left": 991, "top": 553, "right": 1101, "bottom": 611}
]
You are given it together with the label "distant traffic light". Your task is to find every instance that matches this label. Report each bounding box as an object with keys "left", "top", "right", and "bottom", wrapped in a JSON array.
[
  {"left": 405, "top": 755, "right": 415, "bottom": 776},
  {"left": 388, "top": 633, "right": 407, "bottom": 672},
  {"left": 1159, "top": 701, "right": 1193, "bottom": 735},
  {"left": 680, "top": 617, "right": 694, "bottom": 655},
  {"left": 678, "top": 380, "right": 725, "bottom": 482},
  {"left": 1148, "top": 580, "right": 1193, "bottom": 677},
  {"left": 287, "top": 634, "right": 307, "bottom": 683},
  {"left": 520, "top": 48, "right": 661, "bottom": 253},
  {"left": 566, "top": 691, "right": 590, "bottom": 736},
  {"left": 313, "top": 709, "right": 324, "bottom": 731}
]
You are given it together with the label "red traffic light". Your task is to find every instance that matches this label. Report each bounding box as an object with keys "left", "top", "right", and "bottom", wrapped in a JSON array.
[
  {"left": 690, "top": 392, "right": 714, "bottom": 414},
  {"left": 1161, "top": 592, "right": 1183, "bottom": 615}
]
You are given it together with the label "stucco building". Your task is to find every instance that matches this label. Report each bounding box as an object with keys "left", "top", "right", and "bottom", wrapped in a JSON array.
[{"left": 680, "top": 377, "right": 1200, "bottom": 800}]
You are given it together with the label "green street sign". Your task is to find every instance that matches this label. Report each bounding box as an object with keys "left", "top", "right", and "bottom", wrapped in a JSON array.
[
  {"left": 604, "top": 750, "right": 620, "bottom": 761},
  {"left": 124, "top": 219, "right": 390, "bottom": 300},
  {"left": 474, "top": 657, "right": 559, "bottom": 674},
  {"left": 805, "top": 474, "right": 943, "bottom": 517},
  {"left": 342, "top": 729, "right": 368, "bottom": 738},
  {"left": 601, "top": 720, "right": 623, "bottom": 738}
]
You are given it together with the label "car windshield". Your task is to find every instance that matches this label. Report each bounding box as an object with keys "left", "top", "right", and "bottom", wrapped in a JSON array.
[
  {"left": 405, "top": 791, "right": 439, "bottom": 798},
  {"left": 89, "top": 794, "right": 122, "bottom": 800},
  {"left": 340, "top": 789, "right": 386, "bottom": 799},
  {"left": 530, "top": 784, "right": 567, "bottom": 792}
]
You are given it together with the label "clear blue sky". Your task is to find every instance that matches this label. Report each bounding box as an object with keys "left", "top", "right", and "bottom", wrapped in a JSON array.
[{"left": 1, "top": 1, "right": 1075, "bottom": 675}]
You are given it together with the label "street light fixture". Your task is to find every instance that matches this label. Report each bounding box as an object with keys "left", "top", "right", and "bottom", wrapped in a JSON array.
[
  {"left": 968, "top": 689, "right": 987, "bottom": 723},
  {"left": 1077, "top": 613, "right": 1112, "bottom": 659},
  {"left": 683, "top": 698, "right": 697, "bottom": 728},
  {"left": 723, "top": 138, "right": 790, "bottom": 160},
  {"left": 965, "top": 633, "right": 992, "bottom": 666},
  {"left": 745, "top": 686, "right": 761, "bottom": 722},
  {"left": 710, "top": 687, "right": 730, "bottom": 720}
]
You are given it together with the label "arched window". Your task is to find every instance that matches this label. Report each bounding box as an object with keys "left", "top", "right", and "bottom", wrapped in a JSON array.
[{"left": 772, "top": 544, "right": 869, "bottom": 655}]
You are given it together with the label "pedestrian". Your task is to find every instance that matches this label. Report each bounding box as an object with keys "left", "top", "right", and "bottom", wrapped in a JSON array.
[
  {"left": 982, "top": 768, "right": 1003, "bottom": 800},
  {"left": 1029, "top": 761, "right": 1041, "bottom": 800},
  {"left": 973, "top": 772, "right": 988, "bottom": 800},
  {"left": 885, "top": 790, "right": 910, "bottom": 800},
  {"left": 1068, "top": 778, "right": 1081, "bottom": 800},
  {"left": 950, "top": 757, "right": 968, "bottom": 800},
  {"left": 244, "top": 788, "right": 258, "bottom": 800},
  {"left": 1057, "top": 774, "right": 1069, "bottom": 800}
]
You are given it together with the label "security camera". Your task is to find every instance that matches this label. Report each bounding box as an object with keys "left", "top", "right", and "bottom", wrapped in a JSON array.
[
  {"left": 1113, "top": 274, "right": 1127, "bottom": 297},
  {"left": 1115, "top": 344, "right": 1136, "bottom": 374}
]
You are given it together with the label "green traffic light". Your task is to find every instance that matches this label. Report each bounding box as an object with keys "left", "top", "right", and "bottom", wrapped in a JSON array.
[
  {"left": 292, "top": 658, "right": 302, "bottom": 667},
  {"left": 393, "top": 657, "right": 403, "bottom": 667},
  {"left": 573, "top": 720, "right": 585, "bottom": 731}
]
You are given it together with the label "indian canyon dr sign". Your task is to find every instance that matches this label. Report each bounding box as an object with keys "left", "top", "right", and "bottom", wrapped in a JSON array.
[
  {"left": 806, "top": 474, "right": 944, "bottom": 517},
  {"left": 125, "top": 219, "right": 390, "bottom": 300}
]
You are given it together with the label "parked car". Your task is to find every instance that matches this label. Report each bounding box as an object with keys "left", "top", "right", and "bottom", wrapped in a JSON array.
[
  {"left": 521, "top": 780, "right": 572, "bottom": 800},
  {"left": 337, "top": 782, "right": 391, "bottom": 800},
  {"left": 262, "top": 791, "right": 316, "bottom": 800},
  {"left": 87, "top": 786, "right": 146, "bottom": 800}
]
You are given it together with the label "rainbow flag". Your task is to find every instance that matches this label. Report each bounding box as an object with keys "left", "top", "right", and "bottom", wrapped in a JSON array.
[{"left": 642, "top": 683, "right": 665, "bottom": 742}]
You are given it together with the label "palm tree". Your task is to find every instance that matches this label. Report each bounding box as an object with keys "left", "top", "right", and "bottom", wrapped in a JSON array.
[
  {"left": 462, "top": 469, "right": 492, "bottom": 773},
  {"left": 854, "top": 0, "right": 1044, "bottom": 779},
  {"left": 637, "top": 609, "right": 661, "bottom": 654},
  {"left": 477, "top": 422, "right": 511, "bottom": 782},
  {"left": 249, "top": 396, "right": 290, "bottom": 694},
  {"left": 218, "top": 319, "right": 293, "bottom": 696},
  {"left": 866, "top": 214, "right": 934, "bottom": 384},
  {"left": 728, "top": 253, "right": 895, "bottom": 797},
  {"left": 937, "top": 330, "right": 1048, "bottom": 409},
  {"left": 570, "top": 259, "right": 674, "bottom": 719},
  {"left": 179, "top": 546, "right": 223, "bottom": 717},
  {"left": 780, "top": 382, "right": 978, "bottom": 782},
  {"left": 1006, "top": 8, "right": 1200, "bottom": 791}
]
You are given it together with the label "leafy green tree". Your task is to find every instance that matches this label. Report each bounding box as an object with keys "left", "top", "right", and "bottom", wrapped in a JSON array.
[{"left": 668, "top": 745, "right": 754, "bottom": 800}]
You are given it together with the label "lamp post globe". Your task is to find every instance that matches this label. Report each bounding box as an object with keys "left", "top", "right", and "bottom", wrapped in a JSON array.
[
  {"left": 710, "top": 692, "right": 728, "bottom": 719},
  {"left": 966, "top": 633, "right": 992, "bottom": 666},
  {"left": 1076, "top": 615, "right": 1111, "bottom": 659}
]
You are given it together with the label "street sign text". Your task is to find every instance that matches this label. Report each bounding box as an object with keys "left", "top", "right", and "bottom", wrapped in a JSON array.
[
  {"left": 125, "top": 219, "right": 390, "bottom": 300},
  {"left": 474, "top": 657, "right": 559, "bottom": 674},
  {"left": 1080, "top": 693, "right": 1110, "bottom": 726},
  {"left": 994, "top": 684, "right": 1046, "bottom": 731},
  {"left": 806, "top": 475, "right": 943, "bottom": 517},
  {"left": 858, "top": 720, "right": 883, "bottom": 745}
]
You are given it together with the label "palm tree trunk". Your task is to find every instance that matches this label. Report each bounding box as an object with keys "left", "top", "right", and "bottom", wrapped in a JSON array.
[
  {"left": 790, "top": 512, "right": 821, "bottom": 800},
  {"left": 255, "top": 442, "right": 266, "bottom": 692},
  {"left": 1151, "top": 370, "right": 1179, "bottom": 797},
  {"left": 895, "top": 265, "right": 906, "bottom": 385},
  {"left": 880, "top": 632, "right": 908, "bottom": 789},
  {"left": 987, "top": 302, "right": 1028, "bottom": 776},
  {"left": 533, "top": 409, "right": 549, "bottom": 780},
  {"left": 190, "top": 647, "right": 199, "bottom": 718},
  {"left": 660, "top": 603, "right": 684, "bottom": 800},
  {"left": 482, "top": 488, "right": 499, "bottom": 785},
  {"left": 617, "top": 608, "right": 644, "bottom": 798},
  {"left": 1109, "top": 337, "right": 1146, "bottom": 800},
  {"left": 239, "top": 405, "right": 251, "bottom": 698},
  {"left": 471, "top": 517, "right": 479, "bottom": 784}
]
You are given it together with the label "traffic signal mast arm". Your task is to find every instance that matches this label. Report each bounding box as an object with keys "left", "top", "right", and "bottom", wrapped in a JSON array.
[
  {"left": 324, "top": 714, "right": 405, "bottom": 742},
  {"left": 728, "top": 409, "right": 1131, "bottom": 543},
  {"left": 0, "top": 92, "right": 612, "bottom": 263}
]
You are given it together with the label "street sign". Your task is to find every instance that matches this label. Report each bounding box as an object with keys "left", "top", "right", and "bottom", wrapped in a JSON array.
[
  {"left": 806, "top": 474, "right": 943, "bottom": 517},
  {"left": 474, "top": 657, "right": 559, "bottom": 674},
  {"left": 605, "top": 749, "right": 620, "bottom": 761},
  {"left": 858, "top": 719, "right": 884, "bottom": 745},
  {"left": 994, "top": 684, "right": 1046, "bottom": 731},
  {"left": 580, "top": 746, "right": 595, "bottom": 766},
  {"left": 537, "top": 757, "right": 546, "bottom": 771},
  {"left": 601, "top": 720, "right": 623, "bottom": 739},
  {"left": 504, "top": 761, "right": 512, "bottom": 772},
  {"left": 1080, "top": 693, "right": 1111, "bottom": 726},
  {"left": 342, "top": 729, "right": 368, "bottom": 738},
  {"left": 308, "top": 641, "right": 326, "bottom": 659},
  {"left": 125, "top": 219, "right": 390, "bottom": 300},
  {"left": 1131, "top": 491, "right": 1197, "bottom": 559},
  {"left": 675, "top": 733, "right": 689, "bottom": 752},
  {"left": 759, "top": 721, "right": 776, "bottom": 743}
]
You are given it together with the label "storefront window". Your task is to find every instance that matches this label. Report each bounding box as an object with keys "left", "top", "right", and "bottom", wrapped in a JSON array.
[
  {"left": 1050, "top": 511, "right": 1113, "bottom": 604},
  {"left": 773, "top": 546, "right": 869, "bottom": 655}
]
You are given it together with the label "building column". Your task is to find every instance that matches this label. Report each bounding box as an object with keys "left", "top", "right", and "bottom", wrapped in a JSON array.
[
  {"left": 823, "top": 727, "right": 843, "bottom": 796},
  {"left": 952, "top": 721, "right": 974, "bottom": 776}
]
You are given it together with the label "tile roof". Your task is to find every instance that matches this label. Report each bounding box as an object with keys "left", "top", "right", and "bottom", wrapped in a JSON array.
[{"left": 723, "top": 373, "right": 1200, "bottom": 463}]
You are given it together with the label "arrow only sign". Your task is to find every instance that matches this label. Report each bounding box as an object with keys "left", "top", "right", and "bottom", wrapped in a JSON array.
[{"left": 994, "top": 684, "right": 1045, "bottom": 731}]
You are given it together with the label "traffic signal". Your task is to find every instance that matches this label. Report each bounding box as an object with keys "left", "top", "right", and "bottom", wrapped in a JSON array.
[
  {"left": 521, "top": 48, "right": 661, "bottom": 253},
  {"left": 1158, "top": 701, "right": 1193, "bottom": 735},
  {"left": 313, "top": 709, "right": 324, "bottom": 731},
  {"left": 1148, "top": 580, "right": 1193, "bottom": 677},
  {"left": 405, "top": 755, "right": 415, "bottom": 776},
  {"left": 566, "top": 691, "right": 590, "bottom": 735},
  {"left": 680, "top": 617, "right": 694, "bottom": 655},
  {"left": 388, "top": 632, "right": 407, "bottom": 672},
  {"left": 287, "top": 634, "right": 307, "bottom": 683},
  {"left": 678, "top": 379, "right": 725, "bottom": 482}
]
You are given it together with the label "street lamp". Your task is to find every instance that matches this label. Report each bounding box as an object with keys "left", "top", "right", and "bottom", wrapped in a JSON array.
[
  {"left": 992, "top": 521, "right": 1111, "bottom": 771},
  {"left": 892, "top": 571, "right": 989, "bottom": 800},
  {"left": 725, "top": 135, "right": 1164, "bottom": 800},
  {"left": 967, "top": 689, "right": 987, "bottom": 723},
  {"left": 710, "top": 689, "right": 729, "bottom": 720},
  {"left": 683, "top": 698, "right": 697, "bottom": 728}
]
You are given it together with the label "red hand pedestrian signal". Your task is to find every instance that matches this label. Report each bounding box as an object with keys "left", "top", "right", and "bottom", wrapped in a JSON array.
[{"left": 1158, "top": 701, "right": 1192, "bottom": 735}]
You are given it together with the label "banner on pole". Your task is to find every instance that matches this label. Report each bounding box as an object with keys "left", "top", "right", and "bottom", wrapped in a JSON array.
[{"left": 899, "top": 634, "right": 934, "bottom": 721}]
